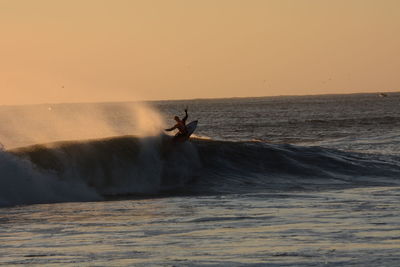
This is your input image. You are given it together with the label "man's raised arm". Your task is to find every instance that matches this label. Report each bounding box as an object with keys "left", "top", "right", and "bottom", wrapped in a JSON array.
[{"left": 182, "top": 108, "right": 188, "bottom": 123}]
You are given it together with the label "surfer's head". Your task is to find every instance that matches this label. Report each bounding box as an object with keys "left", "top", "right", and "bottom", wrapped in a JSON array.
[{"left": 174, "top": 116, "right": 180, "bottom": 122}]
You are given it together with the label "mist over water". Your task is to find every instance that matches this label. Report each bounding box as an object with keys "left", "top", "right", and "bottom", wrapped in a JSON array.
[{"left": 0, "top": 102, "right": 165, "bottom": 149}]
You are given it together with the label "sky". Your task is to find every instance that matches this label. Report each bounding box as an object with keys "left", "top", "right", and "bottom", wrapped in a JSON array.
[{"left": 1, "top": 0, "right": 399, "bottom": 105}]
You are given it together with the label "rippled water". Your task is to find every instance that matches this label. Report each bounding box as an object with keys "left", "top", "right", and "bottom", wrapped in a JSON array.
[
  {"left": 159, "top": 93, "right": 400, "bottom": 153},
  {"left": 1, "top": 187, "right": 399, "bottom": 266}
]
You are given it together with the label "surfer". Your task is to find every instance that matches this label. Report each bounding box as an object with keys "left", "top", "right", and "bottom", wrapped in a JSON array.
[{"left": 165, "top": 108, "right": 189, "bottom": 139}]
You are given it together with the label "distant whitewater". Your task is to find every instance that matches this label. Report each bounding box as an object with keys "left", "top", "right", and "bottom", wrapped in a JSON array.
[{"left": 2, "top": 133, "right": 399, "bottom": 207}]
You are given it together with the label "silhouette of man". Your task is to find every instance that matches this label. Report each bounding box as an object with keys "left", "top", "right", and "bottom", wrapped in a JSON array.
[{"left": 165, "top": 108, "right": 188, "bottom": 139}]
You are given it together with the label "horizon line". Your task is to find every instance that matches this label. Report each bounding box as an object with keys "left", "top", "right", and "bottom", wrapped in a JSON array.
[{"left": 1, "top": 90, "right": 398, "bottom": 107}]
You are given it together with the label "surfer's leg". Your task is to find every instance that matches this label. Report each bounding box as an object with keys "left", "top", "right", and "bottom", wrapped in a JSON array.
[
  {"left": 175, "top": 132, "right": 185, "bottom": 138},
  {"left": 173, "top": 132, "right": 186, "bottom": 142}
]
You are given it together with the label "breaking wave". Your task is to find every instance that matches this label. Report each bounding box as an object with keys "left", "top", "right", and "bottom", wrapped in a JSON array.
[{"left": 1, "top": 135, "right": 400, "bottom": 207}]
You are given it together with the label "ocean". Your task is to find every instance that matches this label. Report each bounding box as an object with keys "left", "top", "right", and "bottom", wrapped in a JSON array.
[{"left": 1, "top": 93, "right": 400, "bottom": 266}]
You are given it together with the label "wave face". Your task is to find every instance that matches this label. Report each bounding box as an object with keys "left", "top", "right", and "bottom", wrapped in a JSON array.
[
  {"left": 2, "top": 135, "right": 400, "bottom": 206},
  {"left": 194, "top": 140, "right": 400, "bottom": 192}
]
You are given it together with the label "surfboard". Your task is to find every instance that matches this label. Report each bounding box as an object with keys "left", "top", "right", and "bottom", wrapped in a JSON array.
[
  {"left": 172, "top": 120, "right": 198, "bottom": 142},
  {"left": 186, "top": 120, "right": 198, "bottom": 137}
]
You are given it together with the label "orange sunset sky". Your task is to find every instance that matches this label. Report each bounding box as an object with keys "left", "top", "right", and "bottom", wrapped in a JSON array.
[{"left": 1, "top": 0, "right": 399, "bottom": 105}]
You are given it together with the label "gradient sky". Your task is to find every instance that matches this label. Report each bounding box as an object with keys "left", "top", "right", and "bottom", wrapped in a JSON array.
[{"left": 1, "top": 0, "right": 399, "bottom": 105}]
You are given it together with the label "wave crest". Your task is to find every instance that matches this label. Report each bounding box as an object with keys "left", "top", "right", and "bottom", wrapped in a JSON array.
[{"left": 2, "top": 135, "right": 399, "bottom": 206}]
